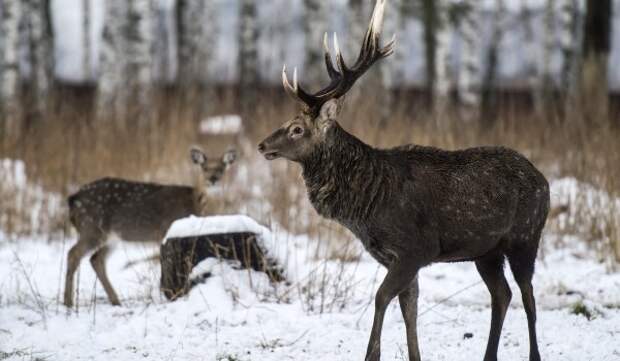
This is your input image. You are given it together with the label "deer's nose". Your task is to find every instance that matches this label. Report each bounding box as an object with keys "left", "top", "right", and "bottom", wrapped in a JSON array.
[{"left": 258, "top": 143, "right": 265, "bottom": 153}]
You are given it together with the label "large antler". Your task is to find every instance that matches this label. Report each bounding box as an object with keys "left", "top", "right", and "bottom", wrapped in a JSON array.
[{"left": 283, "top": 0, "right": 395, "bottom": 114}]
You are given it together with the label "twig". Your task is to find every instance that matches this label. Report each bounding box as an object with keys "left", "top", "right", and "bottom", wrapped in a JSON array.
[
  {"left": 11, "top": 250, "right": 48, "bottom": 327},
  {"left": 418, "top": 281, "right": 483, "bottom": 317}
]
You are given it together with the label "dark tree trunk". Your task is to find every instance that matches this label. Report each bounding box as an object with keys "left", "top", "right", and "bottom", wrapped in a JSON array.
[
  {"left": 577, "top": 0, "right": 612, "bottom": 124},
  {"left": 238, "top": 0, "right": 259, "bottom": 124}
]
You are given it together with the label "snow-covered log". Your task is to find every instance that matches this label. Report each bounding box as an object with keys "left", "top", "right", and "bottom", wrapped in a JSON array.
[{"left": 160, "top": 215, "right": 286, "bottom": 301}]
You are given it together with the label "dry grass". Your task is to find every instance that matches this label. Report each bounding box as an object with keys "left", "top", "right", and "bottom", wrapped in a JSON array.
[{"left": 0, "top": 88, "right": 619, "bottom": 263}]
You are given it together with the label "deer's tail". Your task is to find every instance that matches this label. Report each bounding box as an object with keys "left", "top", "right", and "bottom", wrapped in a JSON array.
[{"left": 67, "top": 193, "right": 80, "bottom": 227}]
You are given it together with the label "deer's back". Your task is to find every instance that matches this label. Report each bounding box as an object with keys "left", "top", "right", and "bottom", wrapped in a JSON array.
[
  {"left": 340, "top": 145, "right": 550, "bottom": 265},
  {"left": 376, "top": 145, "right": 550, "bottom": 262},
  {"left": 68, "top": 178, "right": 197, "bottom": 242}
]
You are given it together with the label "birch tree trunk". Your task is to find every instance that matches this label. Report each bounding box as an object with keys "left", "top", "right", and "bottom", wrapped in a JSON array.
[
  {"left": 377, "top": 0, "right": 399, "bottom": 125},
  {"left": 421, "top": 0, "right": 451, "bottom": 117},
  {"left": 304, "top": 0, "right": 328, "bottom": 88},
  {"left": 83, "top": 0, "right": 92, "bottom": 82},
  {"left": 344, "top": 0, "right": 368, "bottom": 102},
  {"left": 27, "top": 0, "right": 54, "bottom": 118},
  {"left": 558, "top": 0, "right": 581, "bottom": 105},
  {"left": 97, "top": 0, "right": 126, "bottom": 122},
  {"left": 539, "top": 0, "right": 557, "bottom": 111},
  {"left": 177, "top": 0, "right": 205, "bottom": 86},
  {"left": 480, "top": 0, "right": 506, "bottom": 126},
  {"left": 176, "top": 0, "right": 217, "bottom": 114},
  {"left": 434, "top": 0, "right": 451, "bottom": 117},
  {"left": 238, "top": 0, "right": 259, "bottom": 118},
  {"left": 125, "top": 0, "right": 154, "bottom": 126},
  {"left": 520, "top": 0, "right": 543, "bottom": 115},
  {"left": 457, "top": 0, "right": 481, "bottom": 119},
  {"left": 0, "top": 0, "right": 22, "bottom": 135},
  {"left": 578, "top": 0, "right": 611, "bottom": 124}
]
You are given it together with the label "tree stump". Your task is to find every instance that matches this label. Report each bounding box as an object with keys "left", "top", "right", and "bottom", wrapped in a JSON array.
[{"left": 160, "top": 216, "right": 285, "bottom": 301}]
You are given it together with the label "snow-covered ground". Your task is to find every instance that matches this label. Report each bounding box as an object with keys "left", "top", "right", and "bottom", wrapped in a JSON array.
[{"left": 1, "top": 230, "right": 619, "bottom": 360}]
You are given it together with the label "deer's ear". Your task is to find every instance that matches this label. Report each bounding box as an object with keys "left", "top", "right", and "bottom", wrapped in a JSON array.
[
  {"left": 190, "top": 148, "right": 207, "bottom": 165},
  {"left": 222, "top": 149, "right": 237, "bottom": 166},
  {"left": 317, "top": 99, "right": 342, "bottom": 132}
]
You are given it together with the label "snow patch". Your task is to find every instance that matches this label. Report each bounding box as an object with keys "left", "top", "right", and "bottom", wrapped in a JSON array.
[{"left": 199, "top": 114, "right": 243, "bottom": 135}]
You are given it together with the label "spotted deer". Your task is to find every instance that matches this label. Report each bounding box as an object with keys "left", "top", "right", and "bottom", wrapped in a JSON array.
[
  {"left": 258, "top": 1, "right": 549, "bottom": 360},
  {"left": 64, "top": 148, "right": 237, "bottom": 307}
]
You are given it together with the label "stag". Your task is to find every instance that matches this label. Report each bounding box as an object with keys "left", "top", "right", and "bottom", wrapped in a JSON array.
[
  {"left": 64, "top": 148, "right": 237, "bottom": 307},
  {"left": 258, "top": 1, "right": 549, "bottom": 360}
]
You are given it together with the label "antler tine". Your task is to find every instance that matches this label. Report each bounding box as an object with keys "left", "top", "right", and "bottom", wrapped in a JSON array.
[
  {"left": 281, "top": 0, "right": 394, "bottom": 114},
  {"left": 282, "top": 64, "right": 321, "bottom": 109},
  {"left": 323, "top": 33, "right": 340, "bottom": 80},
  {"left": 333, "top": 33, "right": 350, "bottom": 75}
]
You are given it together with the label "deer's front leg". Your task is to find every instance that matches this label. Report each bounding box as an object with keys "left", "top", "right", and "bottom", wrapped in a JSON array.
[
  {"left": 365, "top": 261, "right": 420, "bottom": 361},
  {"left": 399, "top": 276, "right": 421, "bottom": 361}
]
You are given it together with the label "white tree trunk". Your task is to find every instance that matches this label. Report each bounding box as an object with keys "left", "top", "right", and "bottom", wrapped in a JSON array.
[
  {"left": 239, "top": 0, "right": 259, "bottom": 115},
  {"left": 97, "top": 0, "right": 126, "bottom": 121},
  {"left": 457, "top": 0, "right": 481, "bottom": 113},
  {"left": 346, "top": 0, "right": 371, "bottom": 102},
  {"left": 394, "top": 0, "right": 413, "bottom": 86},
  {"left": 542, "top": 0, "right": 557, "bottom": 94},
  {"left": 558, "top": 0, "right": 581, "bottom": 95},
  {"left": 0, "top": 0, "right": 22, "bottom": 128},
  {"left": 26, "top": 0, "right": 54, "bottom": 116},
  {"left": 378, "top": 0, "right": 399, "bottom": 123},
  {"left": 177, "top": 0, "right": 215, "bottom": 87},
  {"left": 304, "top": 0, "right": 329, "bottom": 88},
  {"left": 481, "top": 0, "right": 506, "bottom": 123},
  {"left": 434, "top": 0, "right": 451, "bottom": 116},
  {"left": 520, "top": 0, "right": 543, "bottom": 114},
  {"left": 83, "top": 0, "right": 92, "bottom": 82},
  {"left": 125, "top": 0, "right": 154, "bottom": 123}
]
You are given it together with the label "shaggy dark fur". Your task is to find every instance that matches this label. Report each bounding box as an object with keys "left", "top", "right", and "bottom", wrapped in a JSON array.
[
  {"left": 259, "top": 109, "right": 549, "bottom": 361},
  {"left": 259, "top": 0, "right": 548, "bottom": 358}
]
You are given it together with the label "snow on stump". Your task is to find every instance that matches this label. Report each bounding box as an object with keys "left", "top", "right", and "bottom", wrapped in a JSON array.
[{"left": 160, "top": 215, "right": 285, "bottom": 300}]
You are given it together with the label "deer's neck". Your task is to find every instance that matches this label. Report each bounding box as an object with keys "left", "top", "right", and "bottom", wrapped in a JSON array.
[
  {"left": 301, "top": 124, "right": 389, "bottom": 223},
  {"left": 192, "top": 183, "right": 210, "bottom": 216}
]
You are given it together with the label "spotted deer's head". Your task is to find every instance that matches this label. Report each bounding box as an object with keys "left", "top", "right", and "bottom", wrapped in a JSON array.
[{"left": 190, "top": 148, "right": 237, "bottom": 186}]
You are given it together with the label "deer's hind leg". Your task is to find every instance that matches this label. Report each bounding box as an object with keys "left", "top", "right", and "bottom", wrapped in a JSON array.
[
  {"left": 90, "top": 245, "right": 121, "bottom": 306},
  {"left": 507, "top": 242, "right": 541, "bottom": 361},
  {"left": 476, "top": 252, "right": 512, "bottom": 361},
  {"left": 64, "top": 236, "right": 97, "bottom": 307}
]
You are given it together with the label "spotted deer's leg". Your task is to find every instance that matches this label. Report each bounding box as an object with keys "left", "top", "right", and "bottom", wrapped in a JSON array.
[
  {"left": 64, "top": 239, "right": 94, "bottom": 307},
  {"left": 90, "top": 245, "right": 121, "bottom": 306}
]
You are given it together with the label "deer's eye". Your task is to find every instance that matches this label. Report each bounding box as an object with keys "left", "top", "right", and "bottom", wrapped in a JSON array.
[{"left": 291, "top": 126, "right": 304, "bottom": 136}]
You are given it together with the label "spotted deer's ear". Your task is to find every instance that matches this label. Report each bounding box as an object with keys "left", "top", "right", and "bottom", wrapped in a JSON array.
[
  {"left": 222, "top": 149, "right": 237, "bottom": 166},
  {"left": 190, "top": 148, "right": 207, "bottom": 165}
]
